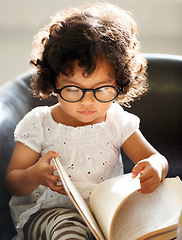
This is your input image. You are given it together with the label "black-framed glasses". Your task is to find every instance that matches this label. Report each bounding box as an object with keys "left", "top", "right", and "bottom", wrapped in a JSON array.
[{"left": 54, "top": 85, "right": 122, "bottom": 103}]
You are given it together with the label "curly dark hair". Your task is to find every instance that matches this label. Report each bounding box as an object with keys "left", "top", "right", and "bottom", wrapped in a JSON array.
[{"left": 30, "top": 2, "right": 148, "bottom": 106}]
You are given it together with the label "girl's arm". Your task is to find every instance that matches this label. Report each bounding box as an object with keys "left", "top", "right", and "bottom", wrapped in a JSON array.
[
  {"left": 5, "top": 142, "right": 65, "bottom": 196},
  {"left": 122, "top": 129, "right": 168, "bottom": 194}
]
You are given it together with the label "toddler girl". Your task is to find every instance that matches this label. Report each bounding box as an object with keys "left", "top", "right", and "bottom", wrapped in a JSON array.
[{"left": 6, "top": 2, "right": 168, "bottom": 240}]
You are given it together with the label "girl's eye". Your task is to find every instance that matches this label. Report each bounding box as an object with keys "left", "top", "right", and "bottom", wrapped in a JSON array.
[
  {"left": 97, "top": 88, "right": 104, "bottom": 92},
  {"left": 97, "top": 87, "right": 109, "bottom": 93},
  {"left": 66, "top": 87, "right": 80, "bottom": 92}
]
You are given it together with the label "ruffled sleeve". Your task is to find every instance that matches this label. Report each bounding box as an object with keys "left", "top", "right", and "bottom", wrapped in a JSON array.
[
  {"left": 119, "top": 107, "right": 140, "bottom": 145},
  {"left": 107, "top": 103, "right": 140, "bottom": 147},
  {"left": 14, "top": 107, "right": 47, "bottom": 153}
]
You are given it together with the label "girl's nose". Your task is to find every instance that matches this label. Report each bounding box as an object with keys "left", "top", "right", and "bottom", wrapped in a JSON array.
[{"left": 80, "top": 92, "right": 95, "bottom": 104}]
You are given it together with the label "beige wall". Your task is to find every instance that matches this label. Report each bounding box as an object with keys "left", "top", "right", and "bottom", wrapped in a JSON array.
[{"left": 0, "top": 0, "right": 182, "bottom": 85}]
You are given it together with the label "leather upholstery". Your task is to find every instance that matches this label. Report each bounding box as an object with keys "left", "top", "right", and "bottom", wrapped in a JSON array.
[
  {"left": 123, "top": 54, "right": 182, "bottom": 177},
  {"left": 0, "top": 72, "right": 57, "bottom": 239},
  {"left": 0, "top": 54, "right": 182, "bottom": 239}
]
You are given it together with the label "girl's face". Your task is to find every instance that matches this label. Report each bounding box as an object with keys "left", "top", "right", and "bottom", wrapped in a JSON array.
[{"left": 54, "top": 59, "right": 117, "bottom": 127}]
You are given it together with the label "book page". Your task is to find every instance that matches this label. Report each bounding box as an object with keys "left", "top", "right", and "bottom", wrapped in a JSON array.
[
  {"left": 143, "top": 228, "right": 177, "bottom": 240},
  {"left": 53, "top": 157, "right": 182, "bottom": 240},
  {"left": 89, "top": 173, "right": 141, "bottom": 239},
  {"left": 52, "top": 158, "right": 105, "bottom": 240},
  {"left": 111, "top": 177, "right": 182, "bottom": 240}
]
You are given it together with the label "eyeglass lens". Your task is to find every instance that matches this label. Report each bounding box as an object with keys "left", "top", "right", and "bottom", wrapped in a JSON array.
[{"left": 60, "top": 86, "right": 118, "bottom": 102}]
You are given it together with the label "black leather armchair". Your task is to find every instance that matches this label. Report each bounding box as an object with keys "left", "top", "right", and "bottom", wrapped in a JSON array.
[{"left": 0, "top": 53, "right": 182, "bottom": 239}]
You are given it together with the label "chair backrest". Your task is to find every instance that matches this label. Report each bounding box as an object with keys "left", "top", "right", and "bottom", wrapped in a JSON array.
[
  {"left": 0, "top": 53, "right": 182, "bottom": 239},
  {"left": 122, "top": 53, "right": 182, "bottom": 178},
  {"left": 0, "top": 72, "right": 57, "bottom": 239}
]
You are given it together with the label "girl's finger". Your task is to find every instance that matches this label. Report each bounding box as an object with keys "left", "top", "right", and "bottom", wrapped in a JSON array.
[
  {"left": 140, "top": 177, "right": 159, "bottom": 194},
  {"left": 49, "top": 183, "right": 67, "bottom": 195}
]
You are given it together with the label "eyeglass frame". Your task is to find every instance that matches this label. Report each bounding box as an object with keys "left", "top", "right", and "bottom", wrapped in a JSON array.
[{"left": 54, "top": 85, "right": 123, "bottom": 103}]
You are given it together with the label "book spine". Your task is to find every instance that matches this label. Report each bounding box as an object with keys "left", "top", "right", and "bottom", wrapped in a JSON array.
[{"left": 176, "top": 211, "right": 182, "bottom": 239}]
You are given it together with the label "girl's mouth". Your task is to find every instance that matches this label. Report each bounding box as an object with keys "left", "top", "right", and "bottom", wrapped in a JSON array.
[{"left": 78, "top": 110, "right": 96, "bottom": 115}]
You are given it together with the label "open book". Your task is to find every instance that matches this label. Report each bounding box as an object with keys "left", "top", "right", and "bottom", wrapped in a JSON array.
[{"left": 52, "top": 157, "right": 182, "bottom": 240}]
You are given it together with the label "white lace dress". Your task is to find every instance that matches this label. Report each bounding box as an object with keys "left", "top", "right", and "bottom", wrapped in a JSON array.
[{"left": 9, "top": 103, "right": 139, "bottom": 239}]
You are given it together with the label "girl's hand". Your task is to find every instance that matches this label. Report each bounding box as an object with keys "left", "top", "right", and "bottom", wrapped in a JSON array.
[
  {"left": 122, "top": 130, "right": 168, "bottom": 194},
  {"left": 132, "top": 154, "right": 167, "bottom": 194},
  {"left": 34, "top": 151, "right": 67, "bottom": 195}
]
